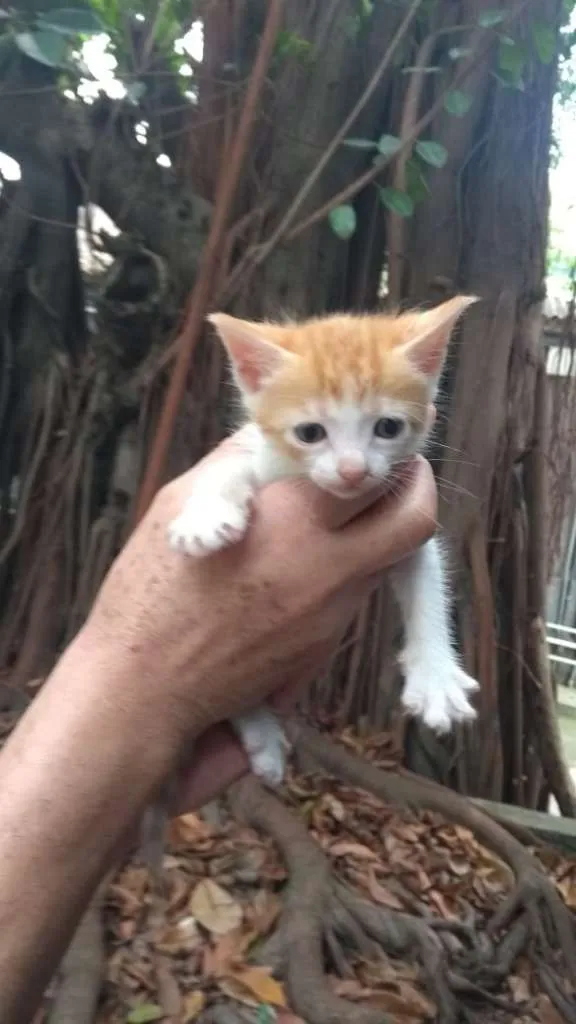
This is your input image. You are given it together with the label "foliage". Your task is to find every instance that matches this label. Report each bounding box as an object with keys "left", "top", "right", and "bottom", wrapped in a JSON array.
[
  {"left": 0, "top": 4, "right": 104, "bottom": 68},
  {"left": 328, "top": 204, "right": 357, "bottom": 239}
]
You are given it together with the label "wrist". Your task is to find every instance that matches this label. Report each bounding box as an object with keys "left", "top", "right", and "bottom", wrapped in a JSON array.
[
  {"left": 0, "top": 626, "right": 185, "bottom": 1024},
  {"left": 67, "top": 621, "right": 198, "bottom": 762}
]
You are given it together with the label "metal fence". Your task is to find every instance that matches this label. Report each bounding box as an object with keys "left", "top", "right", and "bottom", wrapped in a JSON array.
[{"left": 547, "top": 622, "right": 576, "bottom": 680}]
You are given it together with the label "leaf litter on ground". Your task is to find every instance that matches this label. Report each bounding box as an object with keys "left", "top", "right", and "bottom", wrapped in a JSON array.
[{"left": 53, "top": 729, "right": 574, "bottom": 1024}]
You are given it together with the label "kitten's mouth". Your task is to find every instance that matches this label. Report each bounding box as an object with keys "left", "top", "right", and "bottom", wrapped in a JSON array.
[{"left": 324, "top": 479, "right": 378, "bottom": 500}]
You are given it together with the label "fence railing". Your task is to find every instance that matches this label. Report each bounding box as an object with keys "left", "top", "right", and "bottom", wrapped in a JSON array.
[{"left": 546, "top": 622, "right": 576, "bottom": 671}]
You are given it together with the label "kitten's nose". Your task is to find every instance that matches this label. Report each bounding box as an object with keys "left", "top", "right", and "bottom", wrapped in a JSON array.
[{"left": 337, "top": 456, "right": 367, "bottom": 486}]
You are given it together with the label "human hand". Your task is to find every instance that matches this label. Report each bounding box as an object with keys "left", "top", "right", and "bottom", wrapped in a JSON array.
[
  {"left": 84, "top": 429, "right": 435, "bottom": 804},
  {"left": 83, "top": 429, "right": 437, "bottom": 769}
]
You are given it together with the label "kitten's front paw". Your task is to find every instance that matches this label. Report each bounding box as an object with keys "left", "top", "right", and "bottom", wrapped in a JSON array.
[
  {"left": 168, "top": 496, "right": 250, "bottom": 557},
  {"left": 400, "top": 651, "right": 478, "bottom": 733}
]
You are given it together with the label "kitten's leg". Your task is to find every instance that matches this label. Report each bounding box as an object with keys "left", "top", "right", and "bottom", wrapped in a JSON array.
[
  {"left": 389, "top": 537, "right": 479, "bottom": 733},
  {"left": 168, "top": 428, "right": 293, "bottom": 784},
  {"left": 168, "top": 432, "right": 260, "bottom": 557},
  {"left": 167, "top": 425, "right": 293, "bottom": 557},
  {"left": 231, "top": 708, "right": 291, "bottom": 787}
]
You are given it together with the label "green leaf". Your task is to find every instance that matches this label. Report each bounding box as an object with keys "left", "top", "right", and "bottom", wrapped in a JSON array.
[
  {"left": 401, "top": 65, "right": 441, "bottom": 74},
  {"left": 493, "top": 68, "right": 525, "bottom": 91},
  {"left": 0, "top": 34, "right": 14, "bottom": 76},
  {"left": 126, "top": 81, "right": 146, "bottom": 103},
  {"left": 343, "top": 137, "right": 377, "bottom": 150},
  {"left": 38, "top": 7, "right": 105, "bottom": 36},
  {"left": 443, "top": 89, "right": 473, "bottom": 116},
  {"left": 256, "top": 1007, "right": 277, "bottom": 1024},
  {"left": 405, "top": 158, "right": 429, "bottom": 204},
  {"left": 328, "top": 205, "right": 357, "bottom": 239},
  {"left": 415, "top": 140, "right": 448, "bottom": 168},
  {"left": 498, "top": 39, "right": 527, "bottom": 82},
  {"left": 379, "top": 187, "right": 414, "bottom": 218},
  {"left": 274, "top": 30, "right": 314, "bottom": 62},
  {"left": 377, "top": 133, "right": 402, "bottom": 157},
  {"left": 90, "top": 0, "right": 120, "bottom": 31},
  {"left": 531, "top": 20, "right": 556, "bottom": 64},
  {"left": 15, "top": 29, "right": 69, "bottom": 67},
  {"left": 448, "top": 46, "right": 473, "bottom": 60},
  {"left": 126, "top": 1006, "right": 164, "bottom": 1024},
  {"left": 478, "top": 9, "right": 506, "bottom": 28}
]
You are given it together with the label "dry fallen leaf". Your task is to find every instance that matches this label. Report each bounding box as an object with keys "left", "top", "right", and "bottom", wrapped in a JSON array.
[
  {"left": 156, "top": 957, "right": 181, "bottom": 1016},
  {"left": 364, "top": 982, "right": 436, "bottom": 1019},
  {"left": 230, "top": 966, "right": 287, "bottom": 1007},
  {"left": 323, "top": 793, "right": 346, "bottom": 821},
  {"left": 249, "top": 889, "right": 282, "bottom": 936},
  {"left": 218, "top": 975, "right": 259, "bottom": 1007},
  {"left": 170, "top": 812, "right": 213, "bottom": 845},
  {"left": 156, "top": 916, "right": 200, "bottom": 956},
  {"left": 428, "top": 889, "right": 456, "bottom": 920},
  {"left": 332, "top": 979, "right": 371, "bottom": 1000},
  {"left": 453, "top": 826, "right": 474, "bottom": 843},
  {"left": 557, "top": 875, "right": 576, "bottom": 910},
  {"left": 203, "top": 929, "right": 245, "bottom": 977},
  {"left": 189, "top": 879, "right": 243, "bottom": 936},
  {"left": 333, "top": 977, "right": 435, "bottom": 1019},
  {"left": 448, "top": 858, "right": 470, "bottom": 878},
  {"left": 367, "top": 870, "right": 404, "bottom": 910},
  {"left": 509, "top": 975, "right": 531, "bottom": 1003},
  {"left": 330, "top": 841, "right": 379, "bottom": 860},
  {"left": 183, "top": 990, "right": 206, "bottom": 1022},
  {"left": 537, "top": 995, "right": 567, "bottom": 1024}
]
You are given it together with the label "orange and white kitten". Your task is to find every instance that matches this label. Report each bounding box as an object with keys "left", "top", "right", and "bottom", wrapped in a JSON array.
[{"left": 168, "top": 297, "right": 479, "bottom": 784}]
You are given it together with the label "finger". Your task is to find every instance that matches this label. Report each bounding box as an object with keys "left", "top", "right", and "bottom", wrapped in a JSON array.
[
  {"left": 335, "top": 455, "right": 438, "bottom": 577},
  {"left": 174, "top": 724, "right": 249, "bottom": 812},
  {"left": 268, "top": 634, "right": 342, "bottom": 714},
  {"left": 308, "top": 458, "right": 417, "bottom": 531}
]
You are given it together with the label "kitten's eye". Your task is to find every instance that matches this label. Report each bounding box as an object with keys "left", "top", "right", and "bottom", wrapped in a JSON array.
[
  {"left": 294, "top": 422, "right": 327, "bottom": 444},
  {"left": 374, "top": 417, "right": 405, "bottom": 439}
]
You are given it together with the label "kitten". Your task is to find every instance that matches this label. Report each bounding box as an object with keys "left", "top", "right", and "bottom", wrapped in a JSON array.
[{"left": 168, "top": 297, "right": 479, "bottom": 784}]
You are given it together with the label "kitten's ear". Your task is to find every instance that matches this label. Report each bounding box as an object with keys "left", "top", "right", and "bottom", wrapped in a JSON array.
[
  {"left": 400, "top": 295, "right": 479, "bottom": 378},
  {"left": 208, "top": 313, "right": 294, "bottom": 394}
]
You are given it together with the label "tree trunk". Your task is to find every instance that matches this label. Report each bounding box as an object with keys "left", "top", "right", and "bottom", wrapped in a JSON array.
[{"left": 0, "top": 0, "right": 569, "bottom": 807}]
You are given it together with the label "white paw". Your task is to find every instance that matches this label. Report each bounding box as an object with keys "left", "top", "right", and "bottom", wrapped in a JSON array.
[
  {"left": 168, "top": 496, "right": 250, "bottom": 557},
  {"left": 400, "top": 651, "right": 478, "bottom": 733},
  {"left": 232, "top": 709, "right": 290, "bottom": 787}
]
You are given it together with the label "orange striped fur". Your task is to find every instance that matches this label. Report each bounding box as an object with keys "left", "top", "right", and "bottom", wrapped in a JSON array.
[{"left": 209, "top": 297, "right": 477, "bottom": 468}]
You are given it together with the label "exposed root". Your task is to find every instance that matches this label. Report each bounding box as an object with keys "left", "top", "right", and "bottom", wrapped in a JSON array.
[
  {"left": 287, "top": 721, "right": 576, "bottom": 1015},
  {"left": 47, "top": 895, "right": 104, "bottom": 1024},
  {"left": 227, "top": 763, "right": 576, "bottom": 1024},
  {"left": 229, "top": 776, "right": 383, "bottom": 1024},
  {"left": 332, "top": 883, "right": 459, "bottom": 1024}
]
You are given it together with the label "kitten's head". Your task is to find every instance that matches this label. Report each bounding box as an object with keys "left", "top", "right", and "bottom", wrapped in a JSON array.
[{"left": 209, "top": 296, "right": 477, "bottom": 498}]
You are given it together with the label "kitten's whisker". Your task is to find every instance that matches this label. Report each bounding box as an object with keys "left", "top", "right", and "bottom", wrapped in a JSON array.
[
  {"left": 428, "top": 457, "right": 479, "bottom": 468},
  {"left": 435, "top": 478, "right": 476, "bottom": 501},
  {"left": 383, "top": 477, "right": 441, "bottom": 532},
  {"left": 431, "top": 441, "right": 469, "bottom": 457}
]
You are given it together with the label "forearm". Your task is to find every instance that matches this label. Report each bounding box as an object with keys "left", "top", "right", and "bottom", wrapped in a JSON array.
[{"left": 0, "top": 628, "right": 180, "bottom": 1024}]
